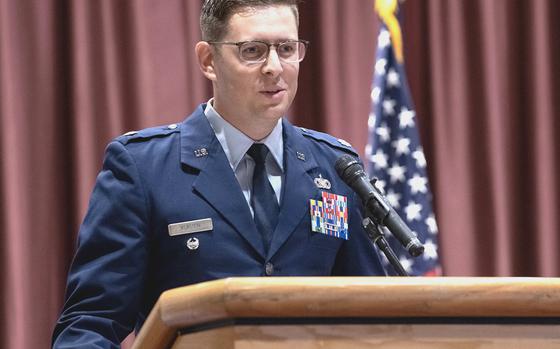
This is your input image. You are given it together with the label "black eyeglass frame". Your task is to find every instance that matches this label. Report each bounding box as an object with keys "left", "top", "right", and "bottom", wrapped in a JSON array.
[{"left": 207, "top": 39, "right": 310, "bottom": 64}]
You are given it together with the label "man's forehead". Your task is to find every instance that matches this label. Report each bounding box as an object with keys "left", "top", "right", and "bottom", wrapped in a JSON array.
[
  {"left": 231, "top": 4, "right": 297, "bottom": 19},
  {"left": 224, "top": 5, "right": 298, "bottom": 39}
]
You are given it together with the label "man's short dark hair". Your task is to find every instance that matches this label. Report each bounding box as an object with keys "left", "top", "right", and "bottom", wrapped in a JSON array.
[{"left": 200, "top": 0, "right": 299, "bottom": 41}]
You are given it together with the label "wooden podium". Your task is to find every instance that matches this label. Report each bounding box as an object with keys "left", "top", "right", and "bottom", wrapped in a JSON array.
[{"left": 132, "top": 277, "right": 560, "bottom": 348}]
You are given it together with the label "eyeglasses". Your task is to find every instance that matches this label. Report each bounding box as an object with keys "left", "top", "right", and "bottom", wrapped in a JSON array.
[{"left": 207, "top": 40, "right": 309, "bottom": 64}]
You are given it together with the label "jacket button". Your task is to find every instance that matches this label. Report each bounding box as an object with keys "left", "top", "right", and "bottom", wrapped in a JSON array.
[{"left": 265, "top": 262, "right": 274, "bottom": 276}]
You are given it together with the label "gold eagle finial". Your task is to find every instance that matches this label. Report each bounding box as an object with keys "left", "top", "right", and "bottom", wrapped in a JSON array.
[{"left": 374, "top": 0, "right": 404, "bottom": 63}]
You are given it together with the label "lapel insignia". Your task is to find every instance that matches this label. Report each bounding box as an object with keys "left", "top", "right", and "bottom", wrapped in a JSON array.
[
  {"left": 194, "top": 148, "right": 208, "bottom": 157},
  {"left": 296, "top": 151, "right": 306, "bottom": 161},
  {"left": 313, "top": 174, "right": 331, "bottom": 190},
  {"left": 310, "top": 191, "right": 349, "bottom": 240}
]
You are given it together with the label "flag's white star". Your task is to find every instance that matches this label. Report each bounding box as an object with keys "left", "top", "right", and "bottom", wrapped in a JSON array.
[
  {"left": 375, "top": 123, "right": 390, "bottom": 143},
  {"left": 371, "top": 87, "right": 381, "bottom": 103},
  {"left": 408, "top": 174, "right": 428, "bottom": 194},
  {"left": 426, "top": 214, "right": 438, "bottom": 234},
  {"left": 375, "top": 58, "right": 387, "bottom": 76},
  {"left": 399, "top": 257, "right": 413, "bottom": 273},
  {"left": 374, "top": 179, "right": 386, "bottom": 193},
  {"left": 378, "top": 29, "right": 391, "bottom": 48},
  {"left": 370, "top": 149, "right": 388, "bottom": 169},
  {"left": 387, "top": 68, "right": 400, "bottom": 88},
  {"left": 388, "top": 163, "right": 406, "bottom": 183},
  {"left": 412, "top": 147, "right": 427, "bottom": 168},
  {"left": 404, "top": 201, "right": 423, "bottom": 221},
  {"left": 382, "top": 98, "right": 396, "bottom": 115},
  {"left": 391, "top": 137, "right": 411, "bottom": 156},
  {"left": 368, "top": 113, "right": 376, "bottom": 130},
  {"left": 399, "top": 107, "right": 416, "bottom": 129},
  {"left": 422, "top": 239, "right": 439, "bottom": 260},
  {"left": 385, "top": 189, "right": 401, "bottom": 209}
]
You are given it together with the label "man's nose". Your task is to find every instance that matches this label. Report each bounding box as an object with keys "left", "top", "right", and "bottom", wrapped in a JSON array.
[{"left": 261, "top": 47, "right": 283, "bottom": 76}]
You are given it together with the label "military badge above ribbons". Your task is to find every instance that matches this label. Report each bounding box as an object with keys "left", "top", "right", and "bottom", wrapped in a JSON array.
[{"left": 310, "top": 192, "right": 349, "bottom": 240}]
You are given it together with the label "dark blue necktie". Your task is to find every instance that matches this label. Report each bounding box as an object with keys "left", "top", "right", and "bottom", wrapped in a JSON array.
[{"left": 248, "top": 143, "right": 280, "bottom": 254}]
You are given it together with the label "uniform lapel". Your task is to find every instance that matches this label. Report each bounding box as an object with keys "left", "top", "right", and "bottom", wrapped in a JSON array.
[
  {"left": 267, "top": 119, "right": 320, "bottom": 258},
  {"left": 179, "top": 106, "right": 266, "bottom": 258}
]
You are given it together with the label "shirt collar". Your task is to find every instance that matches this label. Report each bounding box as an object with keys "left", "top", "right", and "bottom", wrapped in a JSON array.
[{"left": 204, "top": 99, "right": 284, "bottom": 171}]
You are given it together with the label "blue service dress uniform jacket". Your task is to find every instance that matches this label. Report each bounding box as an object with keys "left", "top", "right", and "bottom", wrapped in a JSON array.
[{"left": 52, "top": 104, "right": 386, "bottom": 348}]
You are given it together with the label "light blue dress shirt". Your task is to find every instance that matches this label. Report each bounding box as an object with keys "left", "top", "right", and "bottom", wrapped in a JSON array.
[{"left": 204, "top": 101, "right": 284, "bottom": 216}]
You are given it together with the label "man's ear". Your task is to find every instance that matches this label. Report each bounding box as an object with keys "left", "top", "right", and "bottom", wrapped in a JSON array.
[{"left": 195, "top": 41, "right": 217, "bottom": 81}]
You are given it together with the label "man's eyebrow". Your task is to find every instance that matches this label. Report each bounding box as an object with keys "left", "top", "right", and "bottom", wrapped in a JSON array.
[{"left": 243, "top": 38, "right": 299, "bottom": 42}]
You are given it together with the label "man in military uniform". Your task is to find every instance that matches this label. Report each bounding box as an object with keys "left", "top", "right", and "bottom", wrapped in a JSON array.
[{"left": 52, "top": 0, "right": 385, "bottom": 347}]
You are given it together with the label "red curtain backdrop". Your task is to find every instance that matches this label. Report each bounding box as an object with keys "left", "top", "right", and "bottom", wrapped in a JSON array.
[
  {"left": 403, "top": 0, "right": 560, "bottom": 276},
  {"left": 0, "top": 0, "right": 558, "bottom": 348}
]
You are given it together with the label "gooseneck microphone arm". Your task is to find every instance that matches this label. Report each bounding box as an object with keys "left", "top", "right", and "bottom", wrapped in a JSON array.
[
  {"left": 335, "top": 154, "right": 425, "bottom": 263},
  {"left": 362, "top": 217, "right": 409, "bottom": 276}
]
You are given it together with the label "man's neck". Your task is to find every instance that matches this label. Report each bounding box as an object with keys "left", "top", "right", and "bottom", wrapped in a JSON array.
[{"left": 210, "top": 102, "right": 281, "bottom": 141}]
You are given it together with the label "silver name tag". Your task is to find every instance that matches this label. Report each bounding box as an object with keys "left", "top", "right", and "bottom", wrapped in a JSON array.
[{"left": 168, "top": 218, "right": 213, "bottom": 236}]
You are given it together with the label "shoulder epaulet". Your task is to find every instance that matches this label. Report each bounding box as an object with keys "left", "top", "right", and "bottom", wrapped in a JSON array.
[
  {"left": 116, "top": 123, "right": 180, "bottom": 145},
  {"left": 299, "top": 127, "right": 359, "bottom": 156}
]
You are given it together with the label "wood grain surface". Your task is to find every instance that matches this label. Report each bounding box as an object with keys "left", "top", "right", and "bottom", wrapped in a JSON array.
[{"left": 132, "top": 277, "right": 560, "bottom": 349}]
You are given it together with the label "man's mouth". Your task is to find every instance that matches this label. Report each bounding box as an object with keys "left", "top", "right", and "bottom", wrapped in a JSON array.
[{"left": 261, "top": 88, "right": 286, "bottom": 96}]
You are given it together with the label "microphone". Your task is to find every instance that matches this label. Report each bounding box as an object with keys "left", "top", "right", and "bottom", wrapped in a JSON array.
[{"left": 335, "top": 154, "right": 424, "bottom": 257}]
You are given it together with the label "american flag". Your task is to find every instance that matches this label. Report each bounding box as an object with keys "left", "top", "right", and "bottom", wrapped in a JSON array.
[{"left": 365, "top": 24, "right": 442, "bottom": 276}]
